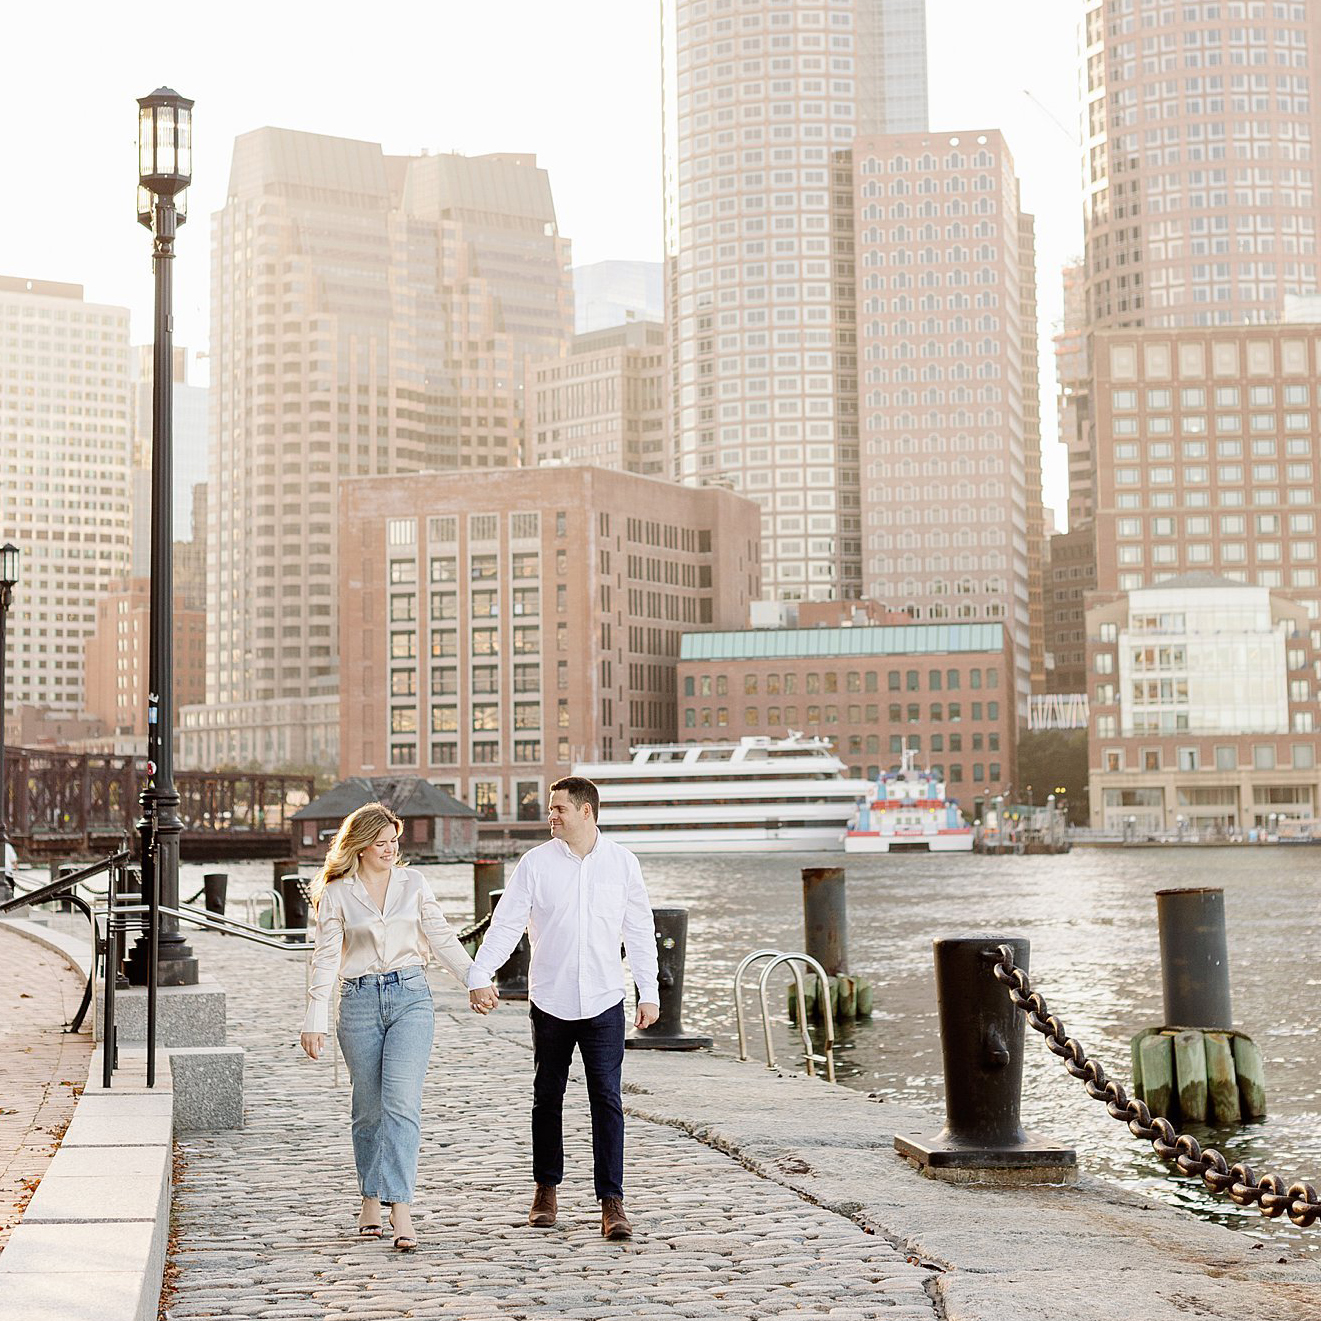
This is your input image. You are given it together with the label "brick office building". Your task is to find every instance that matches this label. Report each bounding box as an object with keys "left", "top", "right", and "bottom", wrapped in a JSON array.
[
  {"left": 338, "top": 466, "right": 760, "bottom": 821},
  {"left": 677, "top": 621, "right": 1016, "bottom": 803}
]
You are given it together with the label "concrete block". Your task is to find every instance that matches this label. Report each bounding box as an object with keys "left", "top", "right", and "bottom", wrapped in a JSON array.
[
  {"left": 95, "top": 979, "right": 227, "bottom": 1047},
  {"left": 84, "top": 1047, "right": 173, "bottom": 1098},
  {"left": 22, "top": 1167, "right": 168, "bottom": 1224},
  {"left": 169, "top": 1045, "right": 245, "bottom": 1130},
  {"left": 61, "top": 1111, "right": 173, "bottom": 1148},
  {"left": 0, "top": 1219, "right": 159, "bottom": 1272},
  {"left": 0, "top": 1270, "right": 153, "bottom": 1321}
]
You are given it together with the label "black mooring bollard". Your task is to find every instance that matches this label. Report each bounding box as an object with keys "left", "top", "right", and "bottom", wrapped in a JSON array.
[
  {"left": 488, "top": 887, "right": 530, "bottom": 1000},
  {"left": 473, "top": 858, "right": 504, "bottom": 924},
  {"left": 202, "top": 872, "right": 228, "bottom": 919},
  {"left": 894, "top": 936, "right": 1077, "bottom": 1182},
  {"left": 626, "top": 907, "right": 712, "bottom": 1051},
  {"left": 278, "top": 873, "right": 309, "bottom": 944},
  {"left": 802, "top": 866, "right": 848, "bottom": 975},
  {"left": 1155, "top": 887, "right": 1233, "bottom": 1030}
]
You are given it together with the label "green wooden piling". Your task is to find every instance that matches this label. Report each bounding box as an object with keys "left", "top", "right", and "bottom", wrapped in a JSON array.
[
  {"left": 836, "top": 974, "right": 857, "bottom": 1020},
  {"left": 1203, "top": 1032, "right": 1241, "bottom": 1126},
  {"left": 1173, "top": 1029, "right": 1208, "bottom": 1123},
  {"left": 854, "top": 979, "right": 873, "bottom": 1017},
  {"left": 1231, "top": 1034, "right": 1267, "bottom": 1120},
  {"left": 1130, "top": 1026, "right": 1160, "bottom": 1097},
  {"left": 1139, "top": 1032, "right": 1176, "bottom": 1118}
]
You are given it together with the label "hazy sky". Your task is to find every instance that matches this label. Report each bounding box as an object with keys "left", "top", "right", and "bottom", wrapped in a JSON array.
[{"left": 1, "top": 0, "right": 1079, "bottom": 516}]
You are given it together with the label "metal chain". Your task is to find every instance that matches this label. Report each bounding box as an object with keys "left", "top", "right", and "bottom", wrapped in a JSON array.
[{"left": 992, "top": 944, "right": 1320, "bottom": 1229}]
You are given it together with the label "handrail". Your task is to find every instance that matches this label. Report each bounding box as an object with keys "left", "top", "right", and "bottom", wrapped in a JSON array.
[
  {"left": 732, "top": 947, "right": 837, "bottom": 1082},
  {"left": 733, "top": 949, "right": 790, "bottom": 1062},
  {"left": 0, "top": 849, "right": 130, "bottom": 915},
  {"left": 243, "top": 888, "right": 284, "bottom": 931},
  {"left": 757, "top": 952, "right": 836, "bottom": 1083},
  {"left": 113, "top": 902, "right": 313, "bottom": 952},
  {"left": 175, "top": 900, "right": 306, "bottom": 940}
]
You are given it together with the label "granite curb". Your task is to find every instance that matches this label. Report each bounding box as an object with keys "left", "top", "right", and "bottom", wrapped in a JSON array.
[{"left": 0, "top": 922, "right": 174, "bottom": 1321}]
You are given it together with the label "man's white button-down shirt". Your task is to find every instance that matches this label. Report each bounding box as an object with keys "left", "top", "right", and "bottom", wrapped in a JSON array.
[{"left": 467, "top": 832, "right": 660, "bottom": 1021}]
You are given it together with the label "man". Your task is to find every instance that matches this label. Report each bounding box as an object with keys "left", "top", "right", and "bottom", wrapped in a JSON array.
[{"left": 468, "top": 776, "right": 659, "bottom": 1240}]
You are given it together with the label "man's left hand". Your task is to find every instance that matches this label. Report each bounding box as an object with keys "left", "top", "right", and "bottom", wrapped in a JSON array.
[{"left": 635, "top": 1001, "right": 660, "bottom": 1029}]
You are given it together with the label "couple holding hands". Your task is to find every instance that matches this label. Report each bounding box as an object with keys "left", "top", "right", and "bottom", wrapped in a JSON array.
[{"left": 300, "top": 777, "right": 659, "bottom": 1250}]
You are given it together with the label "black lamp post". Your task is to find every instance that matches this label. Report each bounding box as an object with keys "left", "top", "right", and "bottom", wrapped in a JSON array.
[
  {"left": 0, "top": 543, "right": 20, "bottom": 904},
  {"left": 126, "top": 88, "right": 198, "bottom": 987}
]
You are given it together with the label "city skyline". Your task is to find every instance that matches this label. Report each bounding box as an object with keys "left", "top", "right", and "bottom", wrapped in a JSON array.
[{"left": 0, "top": 0, "right": 1077, "bottom": 514}]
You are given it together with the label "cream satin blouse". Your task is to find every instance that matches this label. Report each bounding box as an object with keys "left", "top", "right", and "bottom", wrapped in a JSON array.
[{"left": 303, "top": 865, "right": 473, "bottom": 1034}]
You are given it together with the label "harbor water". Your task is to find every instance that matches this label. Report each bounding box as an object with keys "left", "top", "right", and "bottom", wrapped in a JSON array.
[{"left": 193, "top": 845, "right": 1320, "bottom": 1256}]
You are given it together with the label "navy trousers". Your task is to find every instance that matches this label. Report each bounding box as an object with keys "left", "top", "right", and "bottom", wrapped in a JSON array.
[{"left": 529, "top": 999, "right": 626, "bottom": 1201}]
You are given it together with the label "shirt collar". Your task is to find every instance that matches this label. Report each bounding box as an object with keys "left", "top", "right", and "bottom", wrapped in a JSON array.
[{"left": 554, "top": 828, "right": 602, "bottom": 861}]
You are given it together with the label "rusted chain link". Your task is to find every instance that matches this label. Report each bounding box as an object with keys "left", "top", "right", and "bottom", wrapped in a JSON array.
[{"left": 992, "top": 943, "right": 1320, "bottom": 1229}]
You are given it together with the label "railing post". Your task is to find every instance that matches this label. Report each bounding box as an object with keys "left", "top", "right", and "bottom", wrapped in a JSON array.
[
  {"left": 625, "top": 907, "right": 711, "bottom": 1051},
  {"left": 895, "top": 936, "right": 1076, "bottom": 1182},
  {"left": 278, "top": 873, "right": 308, "bottom": 944}
]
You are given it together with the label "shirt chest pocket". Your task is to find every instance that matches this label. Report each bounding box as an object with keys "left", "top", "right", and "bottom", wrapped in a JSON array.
[{"left": 589, "top": 876, "right": 628, "bottom": 929}]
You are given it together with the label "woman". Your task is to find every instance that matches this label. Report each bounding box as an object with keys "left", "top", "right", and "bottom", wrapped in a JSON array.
[{"left": 301, "top": 802, "right": 478, "bottom": 1251}]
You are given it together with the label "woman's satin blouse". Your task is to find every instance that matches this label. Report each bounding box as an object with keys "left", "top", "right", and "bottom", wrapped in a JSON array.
[{"left": 303, "top": 866, "right": 473, "bottom": 1034}]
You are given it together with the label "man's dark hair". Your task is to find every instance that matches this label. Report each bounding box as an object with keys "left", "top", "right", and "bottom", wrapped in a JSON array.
[{"left": 549, "top": 776, "right": 600, "bottom": 821}]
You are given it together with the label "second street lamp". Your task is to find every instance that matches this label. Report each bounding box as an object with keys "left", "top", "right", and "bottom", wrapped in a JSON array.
[
  {"left": 127, "top": 87, "right": 198, "bottom": 988},
  {"left": 0, "top": 543, "right": 20, "bottom": 903}
]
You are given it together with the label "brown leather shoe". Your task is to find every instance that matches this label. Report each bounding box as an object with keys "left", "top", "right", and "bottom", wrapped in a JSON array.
[
  {"left": 528, "top": 1183, "right": 557, "bottom": 1227},
  {"left": 600, "top": 1197, "right": 632, "bottom": 1240}
]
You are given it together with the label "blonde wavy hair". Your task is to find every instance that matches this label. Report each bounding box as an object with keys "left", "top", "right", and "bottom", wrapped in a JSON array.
[{"left": 309, "top": 802, "right": 405, "bottom": 909}]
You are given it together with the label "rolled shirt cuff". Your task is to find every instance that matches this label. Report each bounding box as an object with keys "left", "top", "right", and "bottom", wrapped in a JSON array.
[
  {"left": 635, "top": 983, "right": 660, "bottom": 1006},
  {"left": 466, "top": 967, "right": 494, "bottom": 990},
  {"left": 303, "top": 1001, "right": 330, "bottom": 1035}
]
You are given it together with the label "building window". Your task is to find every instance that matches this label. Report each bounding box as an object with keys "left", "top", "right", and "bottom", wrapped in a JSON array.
[
  {"left": 472, "top": 628, "right": 499, "bottom": 656},
  {"left": 391, "top": 670, "right": 417, "bottom": 697},
  {"left": 745, "top": 707, "right": 760, "bottom": 725},
  {"left": 513, "top": 626, "right": 541, "bottom": 655},
  {"left": 387, "top": 518, "right": 416, "bottom": 547},
  {"left": 511, "top": 512, "right": 540, "bottom": 540},
  {"left": 431, "top": 667, "right": 457, "bottom": 697},
  {"left": 430, "top": 741, "right": 458, "bottom": 765},
  {"left": 389, "top": 559, "right": 417, "bottom": 584},
  {"left": 514, "top": 703, "right": 541, "bottom": 730},
  {"left": 1094, "top": 652, "right": 1114, "bottom": 674},
  {"left": 432, "top": 707, "right": 458, "bottom": 733},
  {"left": 390, "top": 594, "right": 416, "bottom": 623},
  {"left": 1104, "top": 749, "right": 1123, "bottom": 772},
  {"left": 513, "top": 739, "right": 541, "bottom": 762},
  {"left": 428, "top": 516, "right": 457, "bottom": 544},
  {"left": 391, "top": 632, "right": 417, "bottom": 660},
  {"left": 430, "top": 556, "right": 457, "bottom": 583},
  {"left": 471, "top": 742, "right": 500, "bottom": 765},
  {"left": 390, "top": 742, "right": 417, "bottom": 765},
  {"left": 431, "top": 630, "right": 457, "bottom": 658},
  {"left": 1214, "top": 746, "right": 1236, "bottom": 771},
  {"left": 744, "top": 674, "right": 759, "bottom": 695},
  {"left": 1253, "top": 745, "right": 1276, "bottom": 771},
  {"left": 391, "top": 708, "right": 417, "bottom": 734},
  {"left": 685, "top": 708, "right": 696, "bottom": 728},
  {"left": 1177, "top": 747, "right": 1198, "bottom": 772},
  {"left": 472, "top": 704, "right": 499, "bottom": 732}
]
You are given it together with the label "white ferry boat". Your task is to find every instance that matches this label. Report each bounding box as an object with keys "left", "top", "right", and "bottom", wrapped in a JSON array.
[
  {"left": 844, "top": 748, "right": 973, "bottom": 854},
  {"left": 573, "top": 734, "right": 875, "bottom": 853}
]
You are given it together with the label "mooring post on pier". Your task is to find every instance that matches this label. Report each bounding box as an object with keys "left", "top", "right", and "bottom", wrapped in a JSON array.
[
  {"left": 202, "top": 872, "right": 228, "bottom": 919},
  {"left": 1156, "top": 887, "right": 1233, "bottom": 1030},
  {"left": 802, "top": 867, "right": 847, "bottom": 975},
  {"left": 473, "top": 858, "right": 504, "bottom": 924},
  {"left": 488, "top": 887, "right": 530, "bottom": 1000},
  {"left": 895, "top": 936, "right": 1077, "bottom": 1183},
  {"left": 626, "top": 907, "right": 712, "bottom": 1051},
  {"left": 278, "top": 873, "right": 308, "bottom": 945}
]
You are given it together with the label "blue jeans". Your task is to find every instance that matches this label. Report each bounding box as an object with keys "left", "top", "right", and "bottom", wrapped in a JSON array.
[
  {"left": 529, "top": 1000, "right": 626, "bottom": 1201},
  {"left": 336, "top": 966, "right": 434, "bottom": 1205}
]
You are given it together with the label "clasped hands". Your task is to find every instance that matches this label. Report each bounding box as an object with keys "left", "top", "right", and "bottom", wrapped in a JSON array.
[{"left": 467, "top": 987, "right": 660, "bottom": 1030}]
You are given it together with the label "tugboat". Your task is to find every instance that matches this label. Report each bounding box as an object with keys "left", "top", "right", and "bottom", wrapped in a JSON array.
[{"left": 844, "top": 747, "right": 973, "bottom": 854}]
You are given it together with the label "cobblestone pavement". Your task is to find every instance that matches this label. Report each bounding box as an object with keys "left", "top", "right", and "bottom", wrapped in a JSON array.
[
  {"left": 0, "top": 925, "right": 92, "bottom": 1251},
  {"left": 168, "top": 931, "right": 936, "bottom": 1320}
]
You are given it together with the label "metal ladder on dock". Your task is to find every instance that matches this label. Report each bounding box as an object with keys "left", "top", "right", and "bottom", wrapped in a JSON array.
[{"left": 733, "top": 948, "right": 836, "bottom": 1083}]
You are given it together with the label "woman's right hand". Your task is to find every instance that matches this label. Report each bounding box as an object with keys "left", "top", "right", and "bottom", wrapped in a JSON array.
[{"left": 301, "top": 1032, "right": 325, "bottom": 1060}]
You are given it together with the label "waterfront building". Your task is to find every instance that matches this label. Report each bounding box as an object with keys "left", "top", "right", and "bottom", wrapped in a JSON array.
[
  {"left": 0, "top": 275, "right": 132, "bottom": 716},
  {"left": 1080, "top": 0, "right": 1321, "bottom": 330},
  {"left": 528, "top": 322, "right": 669, "bottom": 475},
  {"left": 661, "top": 0, "right": 928, "bottom": 603},
  {"left": 336, "top": 466, "right": 760, "bottom": 822},
  {"left": 84, "top": 578, "right": 205, "bottom": 749},
  {"left": 573, "top": 261, "right": 664, "bottom": 334},
  {"left": 853, "top": 129, "right": 1042, "bottom": 711},
  {"left": 1085, "top": 576, "right": 1321, "bottom": 835},
  {"left": 677, "top": 620, "right": 1016, "bottom": 798},
  {"left": 1045, "top": 526, "right": 1098, "bottom": 695},
  {"left": 197, "top": 130, "right": 573, "bottom": 770},
  {"left": 1091, "top": 325, "right": 1321, "bottom": 616}
]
